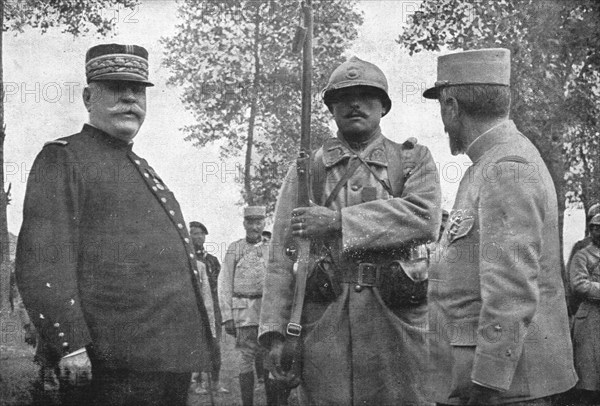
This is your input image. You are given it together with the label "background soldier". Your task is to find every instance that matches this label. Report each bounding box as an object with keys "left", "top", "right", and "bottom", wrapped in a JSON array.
[
  {"left": 16, "top": 43, "right": 213, "bottom": 406},
  {"left": 189, "top": 221, "right": 228, "bottom": 395},
  {"left": 570, "top": 213, "right": 600, "bottom": 405},
  {"left": 425, "top": 48, "right": 577, "bottom": 405},
  {"left": 566, "top": 204, "right": 600, "bottom": 317},
  {"left": 218, "top": 206, "right": 270, "bottom": 406},
  {"left": 259, "top": 57, "right": 441, "bottom": 405},
  {"left": 567, "top": 203, "right": 600, "bottom": 272}
]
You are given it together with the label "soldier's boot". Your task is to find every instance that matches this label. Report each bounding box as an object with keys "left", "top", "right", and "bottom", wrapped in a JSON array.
[
  {"left": 265, "top": 376, "right": 276, "bottom": 406},
  {"left": 265, "top": 377, "right": 291, "bottom": 406},
  {"left": 239, "top": 372, "right": 254, "bottom": 406},
  {"left": 255, "top": 353, "right": 265, "bottom": 384}
]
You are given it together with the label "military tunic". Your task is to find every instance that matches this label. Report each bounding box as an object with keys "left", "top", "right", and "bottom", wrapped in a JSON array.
[
  {"left": 16, "top": 124, "right": 213, "bottom": 372},
  {"left": 428, "top": 120, "right": 577, "bottom": 404},
  {"left": 259, "top": 129, "right": 441, "bottom": 405},
  {"left": 219, "top": 239, "right": 269, "bottom": 328},
  {"left": 570, "top": 242, "right": 600, "bottom": 391}
]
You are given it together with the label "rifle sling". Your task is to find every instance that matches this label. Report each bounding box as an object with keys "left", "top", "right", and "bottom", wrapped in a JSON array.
[{"left": 322, "top": 156, "right": 363, "bottom": 207}]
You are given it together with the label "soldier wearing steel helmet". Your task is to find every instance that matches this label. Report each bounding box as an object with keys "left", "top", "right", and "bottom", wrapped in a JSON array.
[{"left": 259, "top": 57, "right": 441, "bottom": 405}]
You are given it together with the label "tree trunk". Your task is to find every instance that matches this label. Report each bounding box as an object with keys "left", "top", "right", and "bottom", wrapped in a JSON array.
[
  {"left": 244, "top": 4, "right": 261, "bottom": 206},
  {"left": 0, "top": 0, "right": 11, "bottom": 313}
]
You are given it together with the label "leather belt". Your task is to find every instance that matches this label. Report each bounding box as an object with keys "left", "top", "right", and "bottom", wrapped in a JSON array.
[
  {"left": 233, "top": 293, "right": 262, "bottom": 299},
  {"left": 341, "top": 261, "right": 394, "bottom": 292},
  {"left": 342, "top": 262, "right": 381, "bottom": 286}
]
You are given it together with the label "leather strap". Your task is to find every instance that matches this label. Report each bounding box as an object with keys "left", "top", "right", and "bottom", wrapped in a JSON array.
[{"left": 322, "top": 156, "right": 362, "bottom": 207}]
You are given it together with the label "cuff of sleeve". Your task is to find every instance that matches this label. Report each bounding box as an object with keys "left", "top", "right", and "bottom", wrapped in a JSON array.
[
  {"left": 258, "top": 329, "right": 286, "bottom": 348},
  {"left": 471, "top": 351, "right": 516, "bottom": 391},
  {"left": 62, "top": 347, "right": 87, "bottom": 359},
  {"left": 589, "top": 281, "right": 600, "bottom": 299}
]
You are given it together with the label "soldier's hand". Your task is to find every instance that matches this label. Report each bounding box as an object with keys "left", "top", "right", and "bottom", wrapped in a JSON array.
[
  {"left": 291, "top": 205, "right": 341, "bottom": 239},
  {"left": 224, "top": 319, "right": 237, "bottom": 337},
  {"left": 23, "top": 323, "right": 37, "bottom": 347},
  {"left": 58, "top": 349, "right": 92, "bottom": 387},
  {"left": 265, "top": 337, "right": 300, "bottom": 387}
]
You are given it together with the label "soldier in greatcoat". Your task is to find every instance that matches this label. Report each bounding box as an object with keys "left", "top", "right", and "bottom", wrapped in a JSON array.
[
  {"left": 570, "top": 213, "right": 600, "bottom": 405},
  {"left": 424, "top": 48, "right": 577, "bottom": 405},
  {"left": 259, "top": 57, "right": 442, "bottom": 405},
  {"left": 16, "top": 43, "right": 214, "bottom": 406},
  {"left": 189, "top": 221, "right": 229, "bottom": 395}
]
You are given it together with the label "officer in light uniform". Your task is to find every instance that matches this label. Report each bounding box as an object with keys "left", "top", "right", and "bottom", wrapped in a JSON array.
[
  {"left": 218, "top": 206, "right": 269, "bottom": 406},
  {"left": 425, "top": 48, "right": 577, "bottom": 405}
]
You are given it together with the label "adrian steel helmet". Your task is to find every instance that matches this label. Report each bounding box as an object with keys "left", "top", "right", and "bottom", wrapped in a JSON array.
[{"left": 322, "top": 56, "right": 392, "bottom": 116}]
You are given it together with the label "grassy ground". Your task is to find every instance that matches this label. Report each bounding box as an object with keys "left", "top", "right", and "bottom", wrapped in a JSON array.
[
  {"left": 1, "top": 309, "right": 39, "bottom": 406},
  {"left": 0, "top": 309, "right": 297, "bottom": 406}
]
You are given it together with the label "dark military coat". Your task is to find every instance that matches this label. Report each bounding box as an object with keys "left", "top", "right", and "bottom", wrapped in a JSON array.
[
  {"left": 570, "top": 242, "right": 600, "bottom": 391},
  {"left": 16, "top": 124, "right": 213, "bottom": 372},
  {"left": 428, "top": 120, "right": 577, "bottom": 404},
  {"left": 197, "top": 250, "right": 222, "bottom": 333}
]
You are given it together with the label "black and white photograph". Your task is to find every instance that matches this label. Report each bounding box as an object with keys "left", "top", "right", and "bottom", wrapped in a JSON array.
[{"left": 1, "top": 1, "right": 598, "bottom": 405}]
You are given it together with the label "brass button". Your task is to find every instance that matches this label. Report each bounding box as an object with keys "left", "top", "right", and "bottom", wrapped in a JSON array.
[
  {"left": 351, "top": 185, "right": 360, "bottom": 191},
  {"left": 354, "top": 284, "right": 363, "bottom": 292}
]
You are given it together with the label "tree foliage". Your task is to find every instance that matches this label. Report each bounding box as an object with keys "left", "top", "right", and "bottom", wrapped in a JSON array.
[
  {"left": 4, "top": 0, "right": 139, "bottom": 35},
  {"left": 398, "top": 0, "right": 600, "bottom": 235},
  {"left": 162, "top": 0, "right": 363, "bottom": 213}
]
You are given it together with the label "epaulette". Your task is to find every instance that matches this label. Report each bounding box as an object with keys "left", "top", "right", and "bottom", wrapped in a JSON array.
[
  {"left": 402, "top": 137, "right": 418, "bottom": 149},
  {"left": 44, "top": 140, "right": 69, "bottom": 147},
  {"left": 496, "top": 155, "right": 528, "bottom": 164}
]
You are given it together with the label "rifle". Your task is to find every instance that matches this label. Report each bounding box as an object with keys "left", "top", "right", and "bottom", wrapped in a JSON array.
[{"left": 280, "top": 0, "right": 313, "bottom": 378}]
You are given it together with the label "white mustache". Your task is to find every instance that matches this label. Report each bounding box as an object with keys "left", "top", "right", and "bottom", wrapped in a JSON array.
[{"left": 108, "top": 105, "right": 144, "bottom": 118}]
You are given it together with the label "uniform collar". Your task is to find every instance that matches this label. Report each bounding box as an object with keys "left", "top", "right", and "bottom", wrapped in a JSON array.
[
  {"left": 246, "top": 237, "right": 263, "bottom": 246},
  {"left": 586, "top": 242, "right": 600, "bottom": 257},
  {"left": 323, "top": 127, "right": 388, "bottom": 168},
  {"left": 466, "top": 119, "right": 516, "bottom": 163},
  {"left": 83, "top": 124, "right": 134, "bottom": 151}
]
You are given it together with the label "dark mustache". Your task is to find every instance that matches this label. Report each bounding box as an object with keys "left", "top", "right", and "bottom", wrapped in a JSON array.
[{"left": 345, "top": 110, "right": 367, "bottom": 119}]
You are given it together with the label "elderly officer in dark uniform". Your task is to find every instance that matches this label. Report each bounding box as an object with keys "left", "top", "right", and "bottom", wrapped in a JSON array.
[
  {"left": 259, "top": 57, "right": 441, "bottom": 405},
  {"left": 16, "top": 43, "right": 213, "bottom": 406},
  {"left": 424, "top": 48, "right": 577, "bottom": 405}
]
